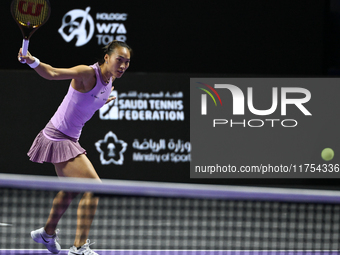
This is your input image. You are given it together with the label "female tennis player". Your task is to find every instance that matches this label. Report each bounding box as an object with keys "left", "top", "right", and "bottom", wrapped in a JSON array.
[{"left": 18, "top": 40, "right": 132, "bottom": 255}]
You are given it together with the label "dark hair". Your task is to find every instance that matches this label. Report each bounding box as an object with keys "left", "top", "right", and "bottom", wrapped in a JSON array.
[{"left": 98, "top": 40, "right": 133, "bottom": 65}]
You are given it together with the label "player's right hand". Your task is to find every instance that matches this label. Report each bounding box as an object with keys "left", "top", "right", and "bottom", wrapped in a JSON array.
[{"left": 18, "top": 48, "right": 34, "bottom": 64}]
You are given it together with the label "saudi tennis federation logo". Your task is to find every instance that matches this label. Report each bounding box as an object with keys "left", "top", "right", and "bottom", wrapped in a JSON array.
[
  {"left": 95, "top": 132, "right": 127, "bottom": 165},
  {"left": 197, "top": 82, "right": 223, "bottom": 115}
]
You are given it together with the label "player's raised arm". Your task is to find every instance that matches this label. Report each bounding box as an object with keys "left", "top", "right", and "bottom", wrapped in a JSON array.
[
  {"left": 19, "top": 49, "right": 90, "bottom": 79},
  {"left": 18, "top": 49, "right": 96, "bottom": 92}
]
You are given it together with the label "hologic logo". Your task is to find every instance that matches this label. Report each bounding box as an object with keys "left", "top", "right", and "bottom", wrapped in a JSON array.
[
  {"left": 58, "top": 7, "right": 95, "bottom": 47},
  {"left": 198, "top": 83, "right": 312, "bottom": 128}
]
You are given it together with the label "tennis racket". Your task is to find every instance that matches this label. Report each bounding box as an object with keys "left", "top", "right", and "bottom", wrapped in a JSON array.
[{"left": 11, "top": 0, "right": 51, "bottom": 63}]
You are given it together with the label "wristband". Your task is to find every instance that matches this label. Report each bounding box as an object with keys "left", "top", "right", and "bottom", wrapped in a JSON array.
[{"left": 28, "top": 57, "right": 40, "bottom": 68}]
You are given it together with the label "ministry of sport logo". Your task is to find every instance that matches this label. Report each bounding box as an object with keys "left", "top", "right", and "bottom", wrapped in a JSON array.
[
  {"left": 58, "top": 7, "right": 127, "bottom": 47},
  {"left": 195, "top": 80, "right": 312, "bottom": 128},
  {"left": 95, "top": 132, "right": 127, "bottom": 165}
]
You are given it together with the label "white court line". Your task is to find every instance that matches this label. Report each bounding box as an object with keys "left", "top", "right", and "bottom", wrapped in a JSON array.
[
  {"left": 91, "top": 250, "right": 340, "bottom": 252},
  {"left": 0, "top": 223, "right": 12, "bottom": 226}
]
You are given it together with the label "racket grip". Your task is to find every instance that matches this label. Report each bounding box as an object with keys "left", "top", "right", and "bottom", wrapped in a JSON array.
[{"left": 21, "top": 39, "right": 29, "bottom": 64}]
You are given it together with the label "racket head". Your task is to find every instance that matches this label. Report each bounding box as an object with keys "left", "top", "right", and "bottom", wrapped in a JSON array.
[{"left": 11, "top": 0, "right": 51, "bottom": 39}]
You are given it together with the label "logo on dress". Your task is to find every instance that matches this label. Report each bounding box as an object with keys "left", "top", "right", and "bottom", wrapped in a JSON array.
[
  {"left": 99, "top": 90, "right": 118, "bottom": 119},
  {"left": 95, "top": 131, "right": 127, "bottom": 165}
]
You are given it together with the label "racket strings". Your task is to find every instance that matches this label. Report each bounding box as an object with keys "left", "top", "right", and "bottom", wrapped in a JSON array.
[{"left": 11, "top": 0, "right": 50, "bottom": 27}]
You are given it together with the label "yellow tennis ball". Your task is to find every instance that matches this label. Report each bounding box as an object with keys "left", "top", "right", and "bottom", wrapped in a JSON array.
[{"left": 321, "top": 148, "right": 334, "bottom": 161}]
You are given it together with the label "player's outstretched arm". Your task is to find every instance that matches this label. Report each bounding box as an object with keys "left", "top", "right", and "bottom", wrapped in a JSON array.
[{"left": 18, "top": 48, "right": 96, "bottom": 92}]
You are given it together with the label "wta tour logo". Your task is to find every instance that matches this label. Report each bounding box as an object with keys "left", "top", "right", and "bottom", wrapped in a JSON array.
[
  {"left": 58, "top": 7, "right": 95, "bottom": 47},
  {"left": 59, "top": 7, "right": 127, "bottom": 47},
  {"left": 197, "top": 82, "right": 312, "bottom": 128}
]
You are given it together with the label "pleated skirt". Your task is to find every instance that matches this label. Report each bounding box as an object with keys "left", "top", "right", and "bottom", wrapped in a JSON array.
[{"left": 27, "top": 121, "right": 86, "bottom": 164}]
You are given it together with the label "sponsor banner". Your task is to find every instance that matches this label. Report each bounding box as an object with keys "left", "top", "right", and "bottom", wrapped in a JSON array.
[
  {"left": 190, "top": 78, "right": 340, "bottom": 178},
  {"left": 4, "top": 70, "right": 340, "bottom": 186}
]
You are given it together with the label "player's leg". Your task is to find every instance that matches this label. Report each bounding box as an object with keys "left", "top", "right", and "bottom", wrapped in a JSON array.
[
  {"left": 44, "top": 190, "right": 79, "bottom": 235},
  {"left": 32, "top": 155, "right": 100, "bottom": 254},
  {"left": 31, "top": 186, "right": 78, "bottom": 254},
  {"left": 52, "top": 154, "right": 101, "bottom": 247},
  {"left": 74, "top": 192, "right": 99, "bottom": 247},
  {"left": 31, "top": 165, "right": 77, "bottom": 254}
]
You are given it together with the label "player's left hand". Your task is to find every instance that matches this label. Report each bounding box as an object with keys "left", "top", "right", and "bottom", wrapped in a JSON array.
[{"left": 105, "top": 86, "right": 116, "bottom": 104}]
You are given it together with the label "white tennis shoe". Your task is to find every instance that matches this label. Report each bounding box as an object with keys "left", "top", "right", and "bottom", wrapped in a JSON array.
[
  {"left": 68, "top": 239, "right": 99, "bottom": 255},
  {"left": 31, "top": 227, "right": 61, "bottom": 254}
]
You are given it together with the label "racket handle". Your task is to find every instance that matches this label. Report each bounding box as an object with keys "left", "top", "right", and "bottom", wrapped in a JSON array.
[{"left": 21, "top": 39, "right": 29, "bottom": 64}]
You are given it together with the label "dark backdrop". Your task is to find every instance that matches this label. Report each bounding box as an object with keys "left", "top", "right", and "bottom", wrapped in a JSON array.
[{"left": 1, "top": 0, "right": 329, "bottom": 75}]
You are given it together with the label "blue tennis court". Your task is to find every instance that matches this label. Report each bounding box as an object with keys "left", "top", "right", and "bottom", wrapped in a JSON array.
[
  {"left": 1, "top": 251, "right": 340, "bottom": 255},
  {"left": 1, "top": 250, "right": 340, "bottom": 255}
]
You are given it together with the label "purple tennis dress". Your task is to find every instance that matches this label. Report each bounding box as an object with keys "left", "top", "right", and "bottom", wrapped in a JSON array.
[{"left": 27, "top": 63, "right": 112, "bottom": 163}]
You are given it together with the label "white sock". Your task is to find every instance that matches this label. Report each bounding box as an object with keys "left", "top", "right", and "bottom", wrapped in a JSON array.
[{"left": 42, "top": 228, "right": 54, "bottom": 238}]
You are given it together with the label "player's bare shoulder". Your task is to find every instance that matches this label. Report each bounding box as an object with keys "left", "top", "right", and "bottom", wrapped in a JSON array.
[{"left": 71, "top": 65, "right": 96, "bottom": 93}]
